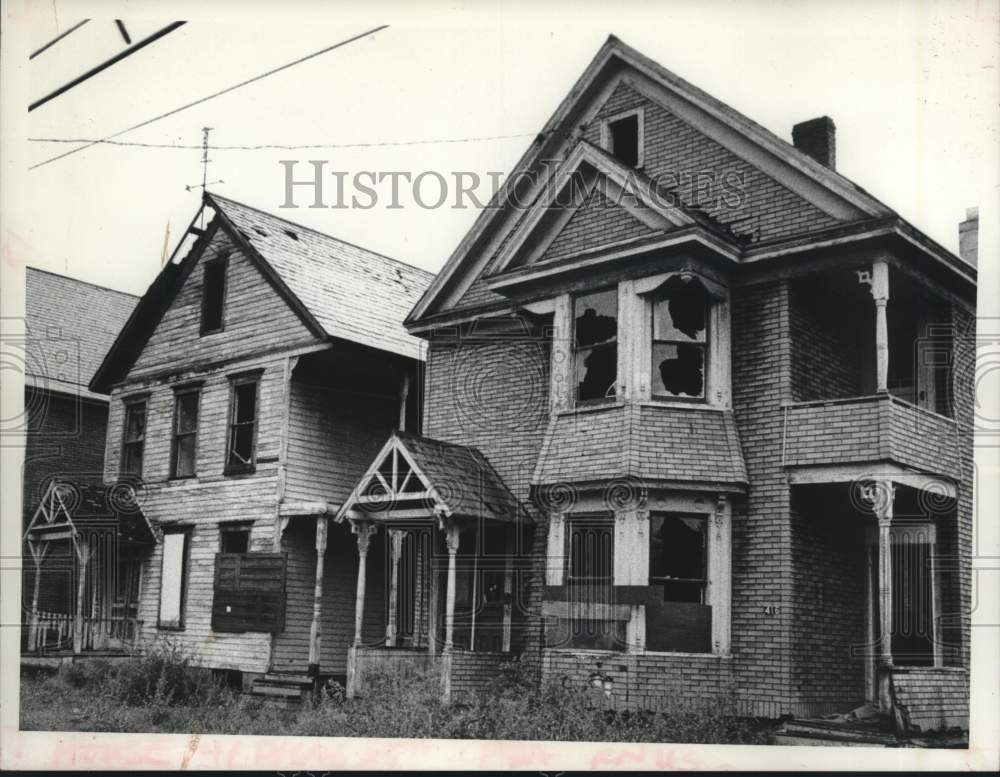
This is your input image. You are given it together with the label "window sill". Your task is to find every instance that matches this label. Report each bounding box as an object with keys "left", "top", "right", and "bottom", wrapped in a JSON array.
[
  {"left": 199, "top": 328, "right": 225, "bottom": 337},
  {"left": 168, "top": 475, "right": 197, "bottom": 482},
  {"left": 224, "top": 467, "right": 257, "bottom": 478},
  {"left": 545, "top": 646, "right": 730, "bottom": 660},
  {"left": 157, "top": 624, "right": 185, "bottom": 632}
]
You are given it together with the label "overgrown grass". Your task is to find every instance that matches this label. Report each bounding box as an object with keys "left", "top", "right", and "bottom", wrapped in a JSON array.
[{"left": 20, "top": 646, "right": 774, "bottom": 743}]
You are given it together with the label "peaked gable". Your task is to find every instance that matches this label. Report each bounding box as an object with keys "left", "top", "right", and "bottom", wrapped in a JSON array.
[
  {"left": 407, "top": 35, "right": 903, "bottom": 327},
  {"left": 128, "top": 224, "right": 319, "bottom": 377},
  {"left": 543, "top": 185, "right": 658, "bottom": 263}
]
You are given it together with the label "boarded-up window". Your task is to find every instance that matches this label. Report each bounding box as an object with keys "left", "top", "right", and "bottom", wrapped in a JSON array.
[
  {"left": 574, "top": 289, "right": 618, "bottom": 403},
  {"left": 647, "top": 513, "right": 711, "bottom": 652},
  {"left": 651, "top": 277, "right": 708, "bottom": 399},
  {"left": 201, "top": 257, "right": 227, "bottom": 334},
  {"left": 158, "top": 531, "right": 189, "bottom": 629},
  {"left": 211, "top": 553, "right": 286, "bottom": 633},
  {"left": 121, "top": 399, "right": 147, "bottom": 476},
  {"left": 226, "top": 375, "right": 259, "bottom": 473},
  {"left": 171, "top": 388, "right": 200, "bottom": 478}
]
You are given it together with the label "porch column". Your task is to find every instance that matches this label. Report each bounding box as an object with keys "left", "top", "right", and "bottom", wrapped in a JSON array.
[
  {"left": 862, "top": 259, "right": 891, "bottom": 392},
  {"left": 307, "top": 515, "right": 328, "bottom": 678},
  {"left": 386, "top": 529, "right": 405, "bottom": 647},
  {"left": 443, "top": 522, "right": 461, "bottom": 652},
  {"left": 351, "top": 521, "right": 377, "bottom": 647},
  {"left": 72, "top": 538, "right": 87, "bottom": 655},
  {"left": 872, "top": 479, "right": 895, "bottom": 710},
  {"left": 27, "top": 542, "right": 46, "bottom": 650},
  {"left": 502, "top": 526, "right": 514, "bottom": 653}
]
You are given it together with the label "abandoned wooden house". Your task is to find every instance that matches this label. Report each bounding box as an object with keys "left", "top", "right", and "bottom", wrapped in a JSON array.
[
  {"left": 20, "top": 268, "right": 138, "bottom": 657},
  {"left": 67, "top": 193, "right": 431, "bottom": 694},
  {"left": 336, "top": 36, "right": 977, "bottom": 736}
]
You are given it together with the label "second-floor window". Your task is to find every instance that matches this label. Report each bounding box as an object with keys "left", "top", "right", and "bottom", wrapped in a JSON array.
[
  {"left": 226, "top": 375, "right": 259, "bottom": 473},
  {"left": 574, "top": 289, "right": 618, "bottom": 403},
  {"left": 121, "top": 399, "right": 147, "bottom": 476},
  {"left": 171, "top": 387, "right": 201, "bottom": 478},
  {"left": 651, "top": 277, "right": 708, "bottom": 400},
  {"left": 200, "top": 256, "right": 228, "bottom": 335}
]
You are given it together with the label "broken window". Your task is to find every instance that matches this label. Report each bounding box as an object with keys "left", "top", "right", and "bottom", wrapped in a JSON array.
[
  {"left": 606, "top": 112, "right": 641, "bottom": 167},
  {"left": 200, "top": 256, "right": 228, "bottom": 334},
  {"left": 574, "top": 289, "right": 618, "bottom": 402},
  {"left": 651, "top": 277, "right": 708, "bottom": 399},
  {"left": 158, "top": 530, "right": 190, "bottom": 629},
  {"left": 646, "top": 513, "right": 711, "bottom": 653},
  {"left": 219, "top": 522, "right": 251, "bottom": 554},
  {"left": 121, "top": 398, "right": 147, "bottom": 476},
  {"left": 226, "top": 375, "right": 259, "bottom": 473},
  {"left": 566, "top": 516, "right": 624, "bottom": 650},
  {"left": 649, "top": 514, "right": 707, "bottom": 602},
  {"left": 171, "top": 387, "right": 200, "bottom": 478}
]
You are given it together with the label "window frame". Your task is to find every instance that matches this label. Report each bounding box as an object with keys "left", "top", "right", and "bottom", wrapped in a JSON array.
[
  {"left": 649, "top": 284, "right": 711, "bottom": 403},
  {"left": 120, "top": 396, "right": 148, "bottom": 477},
  {"left": 648, "top": 512, "right": 709, "bottom": 604},
  {"left": 170, "top": 384, "right": 202, "bottom": 479},
  {"left": 157, "top": 527, "right": 192, "bottom": 630},
  {"left": 225, "top": 371, "right": 262, "bottom": 475},
  {"left": 219, "top": 521, "right": 253, "bottom": 554},
  {"left": 200, "top": 254, "right": 229, "bottom": 336},
  {"left": 572, "top": 287, "right": 620, "bottom": 406},
  {"left": 600, "top": 106, "right": 645, "bottom": 168}
]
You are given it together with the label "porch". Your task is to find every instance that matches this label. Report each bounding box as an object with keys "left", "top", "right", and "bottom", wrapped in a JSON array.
[
  {"left": 332, "top": 431, "right": 532, "bottom": 701},
  {"left": 22, "top": 480, "right": 155, "bottom": 657},
  {"left": 788, "top": 477, "right": 967, "bottom": 731}
]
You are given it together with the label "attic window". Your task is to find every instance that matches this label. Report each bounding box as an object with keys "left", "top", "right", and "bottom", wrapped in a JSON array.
[
  {"left": 201, "top": 256, "right": 228, "bottom": 335},
  {"left": 603, "top": 109, "right": 643, "bottom": 168}
]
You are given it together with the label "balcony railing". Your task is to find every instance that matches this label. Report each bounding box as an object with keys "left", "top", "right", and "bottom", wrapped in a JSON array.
[{"left": 781, "top": 394, "right": 960, "bottom": 479}]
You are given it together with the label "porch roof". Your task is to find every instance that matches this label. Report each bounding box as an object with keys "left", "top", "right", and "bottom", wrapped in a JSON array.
[
  {"left": 336, "top": 431, "right": 529, "bottom": 524},
  {"left": 24, "top": 481, "right": 157, "bottom": 547}
]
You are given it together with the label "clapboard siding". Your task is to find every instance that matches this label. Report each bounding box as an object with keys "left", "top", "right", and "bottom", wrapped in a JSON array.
[
  {"left": 130, "top": 228, "right": 319, "bottom": 376},
  {"left": 105, "top": 357, "right": 288, "bottom": 485},
  {"left": 283, "top": 377, "right": 399, "bottom": 506},
  {"left": 271, "top": 519, "right": 386, "bottom": 675},
  {"left": 134, "top": 476, "right": 279, "bottom": 672}
]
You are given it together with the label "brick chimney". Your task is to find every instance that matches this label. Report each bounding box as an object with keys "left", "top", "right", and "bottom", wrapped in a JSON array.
[
  {"left": 959, "top": 207, "right": 978, "bottom": 267},
  {"left": 792, "top": 116, "right": 836, "bottom": 170}
]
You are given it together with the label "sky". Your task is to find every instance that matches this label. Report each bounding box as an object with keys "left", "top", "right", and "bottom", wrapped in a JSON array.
[{"left": 8, "top": 0, "right": 1000, "bottom": 297}]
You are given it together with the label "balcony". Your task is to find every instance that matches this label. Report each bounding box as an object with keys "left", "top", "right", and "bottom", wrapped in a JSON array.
[{"left": 781, "top": 394, "right": 960, "bottom": 480}]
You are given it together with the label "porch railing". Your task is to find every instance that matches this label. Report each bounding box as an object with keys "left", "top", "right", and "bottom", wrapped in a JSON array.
[{"left": 26, "top": 610, "right": 143, "bottom": 654}]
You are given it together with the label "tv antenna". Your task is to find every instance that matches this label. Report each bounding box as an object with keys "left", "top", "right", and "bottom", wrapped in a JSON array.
[{"left": 185, "top": 127, "right": 223, "bottom": 228}]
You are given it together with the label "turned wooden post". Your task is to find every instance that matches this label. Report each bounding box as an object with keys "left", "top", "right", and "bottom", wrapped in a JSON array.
[
  {"left": 871, "top": 260, "right": 890, "bottom": 392},
  {"left": 872, "top": 480, "right": 896, "bottom": 710},
  {"left": 307, "top": 515, "right": 328, "bottom": 678},
  {"left": 352, "top": 521, "right": 376, "bottom": 647},
  {"left": 386, "top": 529, "right": 405, "bottom": 646},
  {"left": 443, "top": 522, "right": 461, "bottom": 652}
]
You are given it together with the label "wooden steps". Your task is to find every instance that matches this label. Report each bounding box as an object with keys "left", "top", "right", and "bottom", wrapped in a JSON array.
[
  {"left": 250, "top": 673, "right": 314, "bottom": 705},
  {"left": 772, "top": 717, "right": 899, "bottom": 747}
]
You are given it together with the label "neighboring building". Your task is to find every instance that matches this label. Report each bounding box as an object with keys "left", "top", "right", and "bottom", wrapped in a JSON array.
[
  {"left": 21, "top": 268, "right": 138, "bottom": 646},
  {"left": 81, "top": 193, "right": 432, "bottom": 691},
  {"left": 337, "top": 36, "right": 977, "bottom": 735}
]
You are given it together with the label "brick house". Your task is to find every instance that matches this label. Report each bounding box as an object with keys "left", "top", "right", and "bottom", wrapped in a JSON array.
[
  {"left": 33, "top": 193, "right": 433, "bottom": 692},
  {"left": 336, "top": 36, "right": 976, "bottom": 734},
  {"left": 21, "top": 269, "right": 138, "bottom": 652}
]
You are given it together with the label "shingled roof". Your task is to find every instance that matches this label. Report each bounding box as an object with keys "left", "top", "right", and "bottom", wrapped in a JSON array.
[
  {"left": 533, "top": 403, "right": 747, "bottom": 490},
  {"left": 91, "top": 194, "right": 433, "bottom": 392},
  {"left": 25, "top": 268, "right": 138, "bottom": 400},
  {"left": 337, "top": 430, "right": 529, "bottom": 524},
  {"left": 210, "top": 194, "right": 433, "bottom": 360}
]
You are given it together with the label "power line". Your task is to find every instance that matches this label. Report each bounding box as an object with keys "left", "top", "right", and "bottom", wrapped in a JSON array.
[
  {"left": 27, "top": 132, "right": 538, "bottom": 151},
  {"left": 30, "top": 18, "right": 90, "bottom": 60},
  {"left": 29, "top": 24, "right": 389, "bottom": 171}
]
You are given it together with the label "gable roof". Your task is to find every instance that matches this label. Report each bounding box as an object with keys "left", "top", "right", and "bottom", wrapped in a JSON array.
[
  {"left": 91, "top": 194, "right": 433, "bottom": 392},
  {"left": 25, "top": 268, "right": 138, "bottom": 400},
  {"left": 406, "top": 35, "right": 975, "bottom": 327},
  {"left": 336, "top": 430, "right": 528, "bottom": 524}
]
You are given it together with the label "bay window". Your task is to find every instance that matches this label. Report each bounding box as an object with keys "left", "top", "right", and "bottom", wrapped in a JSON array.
[{"left": 574, "top": 289, "right": 618, "bottom": 403}]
